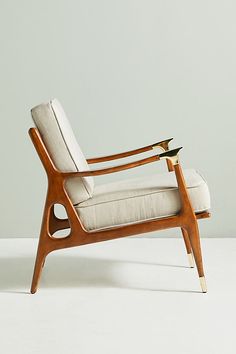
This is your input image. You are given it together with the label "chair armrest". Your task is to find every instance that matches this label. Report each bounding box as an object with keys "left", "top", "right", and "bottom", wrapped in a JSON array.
[
  {"left": 62, "top": 147, "right": 182, "bottom": 178},
  {"left": 86, "top": 138, "right": 173, "bottom": 164}
]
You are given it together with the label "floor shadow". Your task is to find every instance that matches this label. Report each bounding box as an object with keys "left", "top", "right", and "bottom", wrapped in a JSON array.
[{"left": 0, "top": 255, "right": 195, "bottom": 294}]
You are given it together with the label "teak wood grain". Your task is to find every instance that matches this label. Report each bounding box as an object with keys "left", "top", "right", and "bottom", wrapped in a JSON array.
[{"left": 29, "top": 128, "right": 210, "bottom": 293}]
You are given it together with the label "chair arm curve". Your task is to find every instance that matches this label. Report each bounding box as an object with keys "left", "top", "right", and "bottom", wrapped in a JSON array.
[
  {"left": 86, "top": 138, "right": 173, "bottom": 164},
  {"left": 62, "top": 147, "right": 182, "bottom": 178}
]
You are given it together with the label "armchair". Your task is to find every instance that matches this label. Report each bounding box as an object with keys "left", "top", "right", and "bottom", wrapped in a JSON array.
[{"left": 29, "top": 99, "right": 210, "bottom": 293}]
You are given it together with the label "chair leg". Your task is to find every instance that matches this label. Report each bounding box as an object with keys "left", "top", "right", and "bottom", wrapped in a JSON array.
[
  {"left": 185, "top": 221, "right": 207, "bottom": 293},
  {"left": 30, "top": 241, "right": 47, "bottom": 294},
  {"left": 181, "top": 228, "right": 194, "bottom": 268}
]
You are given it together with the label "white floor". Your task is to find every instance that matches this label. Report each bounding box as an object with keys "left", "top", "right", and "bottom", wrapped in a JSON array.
[{"left": 0, "top": 237, "right": 235, "bottom": 354}]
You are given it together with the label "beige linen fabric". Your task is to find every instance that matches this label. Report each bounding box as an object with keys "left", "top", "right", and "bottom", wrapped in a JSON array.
[
  {"left": 75, "top": 169, "right": 210, "bottom": 231},
  {"left": 31, "top": 99, "right": 94, "bottom": 204}
]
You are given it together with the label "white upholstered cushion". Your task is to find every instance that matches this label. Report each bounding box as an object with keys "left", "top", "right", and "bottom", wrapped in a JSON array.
[
  {"left": 75, "top": 169, "right": 210, "bottom": 231},
  {"left": 31, "top": 99, "right": 94, "bottom": 203}
]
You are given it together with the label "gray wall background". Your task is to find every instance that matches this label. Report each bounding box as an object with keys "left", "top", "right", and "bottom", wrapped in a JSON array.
[{"left": 0, "top": 0, "right": 235, "bottom": 238}]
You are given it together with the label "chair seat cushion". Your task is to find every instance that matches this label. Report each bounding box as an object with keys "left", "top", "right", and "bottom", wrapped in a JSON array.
[{"left": 75, "top": 169, "right": 210, "bottom": 231}]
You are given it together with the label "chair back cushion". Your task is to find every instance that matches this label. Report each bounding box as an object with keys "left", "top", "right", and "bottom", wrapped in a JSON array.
[{"left": 31, "top": 99, "right": 94, "bottom": 204}]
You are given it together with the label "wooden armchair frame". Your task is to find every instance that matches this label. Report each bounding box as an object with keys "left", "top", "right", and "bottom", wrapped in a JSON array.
[{"left": 29, "top": 128, "right": 210, "bottom": 294}]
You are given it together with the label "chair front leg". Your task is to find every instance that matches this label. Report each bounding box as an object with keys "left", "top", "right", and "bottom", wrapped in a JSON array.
[
  {"left": 174, "top": 164, "right": 207, "bottom": 293},
  {"left": 183, "top": 221, "right": 207, "bottom": 292},
  {"left": 158, "top": 144, "right": 194, "bottom": 268},
  {"left": 160, "top": 150, "right": 207, "bottom": 293}
]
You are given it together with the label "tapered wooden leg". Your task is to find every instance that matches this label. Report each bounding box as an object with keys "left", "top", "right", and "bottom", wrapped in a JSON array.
[
  {"left": 181, "top": 228, "right": 194, "bottom": 268},
  {"left": 30, "top": 242, "right": 47, "bottom": 294},
  {"left": 185, "top": 221, "right": 207, "bottom": 293}
]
